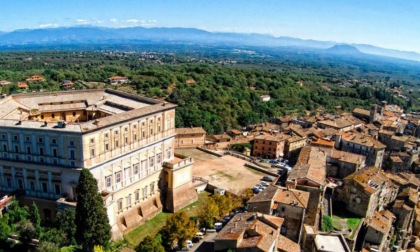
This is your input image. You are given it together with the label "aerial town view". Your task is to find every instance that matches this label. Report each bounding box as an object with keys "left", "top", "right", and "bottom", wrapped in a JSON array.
[{"left": 1, "top": 1, "right": 420, "bottom": 252}]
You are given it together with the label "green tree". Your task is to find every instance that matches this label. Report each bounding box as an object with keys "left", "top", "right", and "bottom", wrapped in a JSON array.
[
  {"left": 6, "top": 199, "right": 29, "bottom": 226},
  {"left": 321, "top": 215, "right": 334, "bottom": 232},
  {"left": 75, "top": 169, "right": 111, "bottom": 252},
  {"left": 40, "top": 228, "right": 67, "bottom": 248},
  {"left": 56, "top": 208, "right": 77, "bottom": 245},
  {"left": 36, "top": 241, "right": 60, "bottom": 252},
  {"left": 136, "top": 235, "right": 164, "bottom": 252},
  {"left": 161, "top": 211, "right": 197, "bottom": 249},
  {"left": 16, "top": 219, "right": 37, "bottom": 244},
  {"left": 30, "top": 202, "right": 42, "bottom": 237},
  {"left": 198, "top": 197, "right": 219, "bottom": 228},
  {"left": 0, "top": 215, "right": 12, "bottom": 241}
]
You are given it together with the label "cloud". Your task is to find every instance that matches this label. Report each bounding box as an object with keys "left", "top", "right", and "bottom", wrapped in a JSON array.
[
  {"left": 106, "top": 18, "right": 157, "bottom": 27},
  {"left": 75, "top": 19, "right": 104, "bottom": 25},
  {"left": 38, "top": 23, "right": 59, "bottom": 28}
]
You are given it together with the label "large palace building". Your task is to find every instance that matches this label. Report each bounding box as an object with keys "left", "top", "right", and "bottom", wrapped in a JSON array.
[{"left": 0, "top": 89, "right": 197, "bottom": 238}]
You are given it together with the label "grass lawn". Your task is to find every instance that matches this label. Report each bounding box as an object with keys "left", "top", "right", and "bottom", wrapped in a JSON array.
[
  {"left": 331, "top": 215, "right": 346, "bottom": 230},
  {"left": 124, "top": 191, "right": 211, "bottom": 248},
  {"left": 124, "top": 211, "right": 171, "bottom": 248}
]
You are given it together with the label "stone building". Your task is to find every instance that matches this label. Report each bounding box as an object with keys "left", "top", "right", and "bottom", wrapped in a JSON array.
[
  {"left": 364, "top": 210, "right": 395, "bottom": 251},
  {"left": 327, "top": 149, "right": 366, "bottom": 179},
  {"left": 214, "top": 212, "right": 284, "bottom": 252},
  {"left": 284, "top": 135, "right": 307, "bottom": 159},
  {"left": 335, "top": 166, "right": 398, "bottom": 218},
  {"left": 174, "top": 127, "right": 206, "bottom": 148},
  {"left": 252, "top": 134, "right": 289, "bottom": 159},
  {"left": 0, "top": 89, "right": 197, "bottom": 238},
  {"left": 334, "top": 131, "right": 386, "bottom": 168},
  {"left": 286, "top": 146, "right": 327, "bottom": 228},
  {"left": 247, "top": 185, "right": 309, "bottom": 242}
]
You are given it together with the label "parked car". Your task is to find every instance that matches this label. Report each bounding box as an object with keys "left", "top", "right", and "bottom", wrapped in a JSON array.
[
  {"left": 195, "top": 232, "right": 204, "bottom": 239},
  {"left": 206, "top": 228, "right": 217, "bottom": 233},
  {"left": 262, "top": 176, "right": 274, "bottom": 182},
  {"left": 269, "top": 159, "right": 277, "bottom": 164},
  {"left": 187, "top": 240, "right": 193, "bottom": 248},
  {"left": 214, "top": 222, "right": 223, "bottom": 230}
]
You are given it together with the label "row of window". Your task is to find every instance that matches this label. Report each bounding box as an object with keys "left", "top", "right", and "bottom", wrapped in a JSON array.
[
  {"left": 2, "top": 176, "right": 61, "bottom": 195},
  {"left": 1, "top": 134, "right": 75, "bottom": 146},
  {"left": 254, "top": 146, "right": 276, "bottom": 151},
  {"left": 89, "top": 116, "right": 170, "bottom": 147},
  {"left": 105, "top": 154, "right": 163, "bottom": 188},
  {"left": 117, "top": 182, "right": 156, "bottom": 211}
]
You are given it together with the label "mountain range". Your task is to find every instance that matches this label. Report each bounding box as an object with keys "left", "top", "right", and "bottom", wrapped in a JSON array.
[{"left": 0, "top": 26, "right": 419, "bottom": 62}]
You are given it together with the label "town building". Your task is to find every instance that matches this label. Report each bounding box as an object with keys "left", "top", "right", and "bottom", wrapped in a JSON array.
[
  {"left": 327, "top": 149, "right": 366, "bottom": 179},
  {"left": 214, "top": 212, "right": 284, "bottom": 252},
  {"left": 259, "top": 95, "right": 271, "bottom": 102},
  {"left": 284, "top": 135, "right": 307, "bottom": 159},
  {"left": 286, "top": 146, "right": 327, "bottom": 228},
  {"left": 247, "top": 185, "right": 309, "bottom": 242},
  {"left": 364, "top": 210, "right": 395, "bottom": 251},
  {"left": 61, "top": 80, "right": 75, "bottom": 90},
  {"left": 334, "top": 131, "right": 386, "bottom": 168},
  {"left": 17, "top": 82, "right": 28, "bottom": 90},
  {"left": 26, "top": 75, "right": 45, "bottom": 82},
  {"left": 108, "top": 76, "right": 129, "bottom": 85},
  {"left": 0, "top": 80, "right": 11, "bottom": 86},
  {"left": 206, "top": 133, "right": 232, "bottom": 150},
  {"left": 335, "top": 166, "right": 398, "bottom": 218},
  {"left": 174, "top": 127, "right": 206, "bottom": 148},
  {"left": 252, "top": 134, "right": 289, "bottom": 159},
  {"left": 313, "top": 233, "right": 351, "bottom": 252},
  {"left": 317, "top": 114, "right": 363, "bottom": 132},
  {"left": 0, "top": 89, "right": 197, "bottom": 239}
]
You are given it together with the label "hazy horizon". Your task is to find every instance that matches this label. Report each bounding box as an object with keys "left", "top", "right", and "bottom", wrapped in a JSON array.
[{"left": 1, "top": 0, "right": 419, "bottom": 53}]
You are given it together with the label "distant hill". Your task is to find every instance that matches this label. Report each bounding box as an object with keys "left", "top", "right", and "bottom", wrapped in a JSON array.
[
  {"left": 325, "top": 44, "right": 362, "bottom": 55},
  {"left": 0, "top": 26, "right": 420, "bottom": 62}
]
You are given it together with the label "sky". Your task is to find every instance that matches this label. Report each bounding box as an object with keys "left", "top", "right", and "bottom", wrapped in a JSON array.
[{"left": 0, "top": 0, "right": 419, "bottom": 53}]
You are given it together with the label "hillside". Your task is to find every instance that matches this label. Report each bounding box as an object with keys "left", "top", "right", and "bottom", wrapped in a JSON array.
[{"left": 0, "top": 26, "right": 420, "bottom": 62}]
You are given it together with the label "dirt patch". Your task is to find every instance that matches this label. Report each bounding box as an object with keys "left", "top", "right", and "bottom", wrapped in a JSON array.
[{"left": 176, "top": 148, "right": 273, "bottom": 195}]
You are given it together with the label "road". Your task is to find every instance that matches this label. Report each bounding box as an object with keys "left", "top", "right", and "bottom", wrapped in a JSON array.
[{"left": 192, "top": 232, "right": 217, "bottom": 252}]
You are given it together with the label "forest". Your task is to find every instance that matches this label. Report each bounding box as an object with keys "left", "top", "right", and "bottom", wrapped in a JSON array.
[{"left": 0, "top": 49, "right": 419, "bottom": 133}]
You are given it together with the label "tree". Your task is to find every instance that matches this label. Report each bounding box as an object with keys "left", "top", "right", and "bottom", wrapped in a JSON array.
[
  {"left": 136, "top": 235, "right": 164, "bottom": 252},
  {"left": 240, "top": 189, "right": 255, "bottom": 205},
  {"left": 198, "top": 197, "right": 219, "bottom": 228},
  {"left": 161, "top": 211, "right": 197, "bottom": 249},
  {"left": 40, "top": 228, "right": 67, "bottom": 248},
  {"left": 6, "top": 199, "right": 29, "bottom": 226},
  {"left": 16, "top": 219, "right": 37, "bottom": 244},
  {"left": 75, "top": 169, "right": 111, "bottom": 252},
  {"left": 56, "top": 208, "right": 77, "bottom": 245},
  {"left": 0, "top": 215, "right": 12, "bottom": 241},
  {"left": 30, "top": 202, "right": 42, "bottom": 237}
]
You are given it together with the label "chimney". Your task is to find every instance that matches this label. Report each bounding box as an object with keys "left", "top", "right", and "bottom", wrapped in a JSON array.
[{"left": 57, "top": 120, "right": 66, "bottom": 128}]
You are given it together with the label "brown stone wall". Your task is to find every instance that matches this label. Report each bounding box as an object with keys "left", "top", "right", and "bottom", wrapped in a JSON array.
[{"left": 175, "top": 133, "right": 205, "bottom": 148}]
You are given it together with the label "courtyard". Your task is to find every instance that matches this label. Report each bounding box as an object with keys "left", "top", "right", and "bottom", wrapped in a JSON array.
[{"left": 175, "top": 148, "right": 274, "bottom": 195}]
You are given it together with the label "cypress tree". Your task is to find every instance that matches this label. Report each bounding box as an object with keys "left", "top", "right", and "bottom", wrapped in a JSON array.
[
  {"left": 75, "top": 169, "right": 111, "bottom": 252},
  {"left": 30, "top": 201, "right": 42, "bottom": 238}
]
